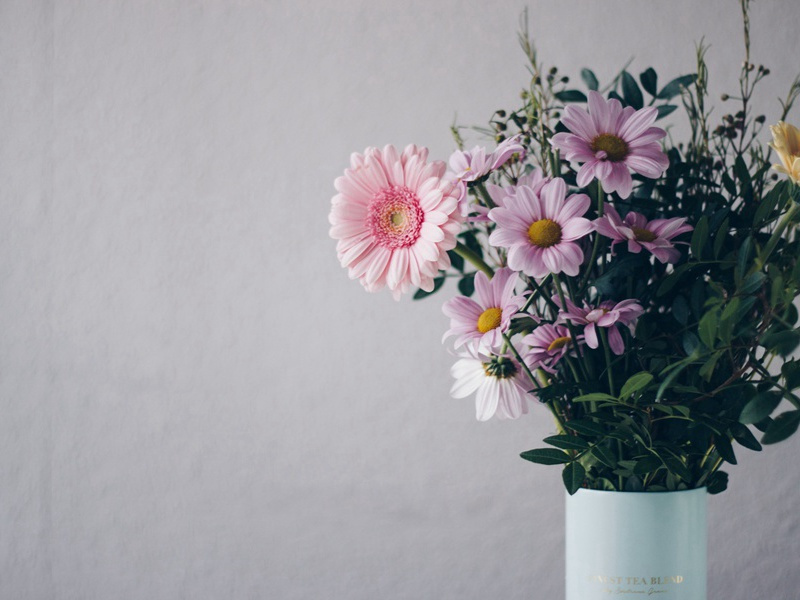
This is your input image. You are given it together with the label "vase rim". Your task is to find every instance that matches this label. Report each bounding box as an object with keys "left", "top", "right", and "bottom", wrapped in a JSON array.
[{"left": 568, "top": 486, "right": 707, "bottom": 497}]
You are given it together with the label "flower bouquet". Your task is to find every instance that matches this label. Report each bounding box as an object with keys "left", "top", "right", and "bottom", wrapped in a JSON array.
[{"left": 328, "top": 3, "right": 800, "bottom": 598}]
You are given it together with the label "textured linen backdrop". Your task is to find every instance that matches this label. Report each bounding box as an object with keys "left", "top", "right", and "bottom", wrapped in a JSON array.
[{"left": 3, "top": 1, "right": 799, "bottom": 598}]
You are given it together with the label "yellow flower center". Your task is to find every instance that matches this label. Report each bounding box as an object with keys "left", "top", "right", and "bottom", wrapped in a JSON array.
[
  {"left": 528, "top": 219, "right": 562, "bottom": 248},
  {"left": 590, "top": 133, "right": 629, "bottom": 162},
  {"left": 390, "top": 211, "right": 406, "bottom": 228},
  {"left": 547, "top": 336, "right": 572, "bottom": 352},
  {"left": 477, "top": 307, "right": 503, "bottom": 333},
  {"left": 632, "top": 227, "right": 657, "bottom": 243}
]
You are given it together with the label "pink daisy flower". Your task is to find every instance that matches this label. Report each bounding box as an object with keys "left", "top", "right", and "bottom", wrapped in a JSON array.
[
  {"left": 488, "top": 178, "right": 593, "bottom": 278},
  {"left": 550, "top": 91, "right": 670, "bottom": 199},
  {"left": 329, "top": 145, "right": 462, "bottom": 299},
  {"left": 449, "top": 135, "right": 525, "bottom": 185},
  {"left": 522, "top": 324, "right": 580, "bottom": 374},
  {"left": 442, "top": 267, "right": 526, "bottom": 351},
  {"left": 594, "top": 204, "right": 693, "bottom": 264},
  {"left": 449, "top": 135, "right": 525, "bottom": 216},
  {"left": 450, "top": 346, "right": 532, "bottom": 421},
  {"left": 555, "top": 297, "right": 644, "bottom": 355}
]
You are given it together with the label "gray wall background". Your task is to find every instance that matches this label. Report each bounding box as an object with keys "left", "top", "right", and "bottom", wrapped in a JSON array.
[{"left": 3, "top": 1, "right": 800, "bottom": 598}]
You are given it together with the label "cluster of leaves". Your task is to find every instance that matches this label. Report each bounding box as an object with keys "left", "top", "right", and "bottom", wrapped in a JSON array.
[{"left": 416, "top": 4, "right": 800, "bottom": 495}]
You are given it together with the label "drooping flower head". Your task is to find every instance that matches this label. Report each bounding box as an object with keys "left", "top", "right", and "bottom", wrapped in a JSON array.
[
  {"left": 488, "top": 178, "right": 593, "bottom": 278},
  {"left": 442, "top": 267, "right": 526, "bottom": 351},
  {"left": 522, "top": 323, "right": 581, "bottom": 374},
  {"left": 329, "top": 145, "right": 462, "bottom": 299},
  {"left": 450, "top": 346, "right": 533, "bottom": 421},
  {"left": 555, "top": 297, "right": 644, "bottom": 355},
  {"left": 769, "top": 121, "right": 800, "bottom": 184},
  {"left": 594, "top": 204, "right": 693, "bottom": 264},
  {"left": 551, "top": 91, "right": 670, "bottom": 198},
  {"left": 449, "top": 135, "right": 525, "bottom": 215}
]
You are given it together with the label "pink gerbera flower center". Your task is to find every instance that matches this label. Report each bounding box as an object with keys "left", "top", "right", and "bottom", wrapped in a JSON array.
[
  {"left": 590, "top": 133, "right": 629, "bottom": 162},
  {"left": 527, "top": 218, "right": 563, "bottom": 248},
  {"left": 547, "top": 335, "right": 572, "bottom": 352},
  {"left": 631, "top": 226, "right": 657, "bottom": 243},
  {"left": 367, "top": 185, "right": 424, "bottom": 249},
  {"left": 477, "top": 307, "right": 503, "bottom": 333}
]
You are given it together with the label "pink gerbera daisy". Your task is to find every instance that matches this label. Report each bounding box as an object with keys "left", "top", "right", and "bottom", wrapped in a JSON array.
[
  {"left": 522, "top": 324, "right": 581, "bottom": 374},
  {"left": 442, "top": 267, "right": 526, "bottom": 351},
  {"left": 488, "top": 178, "right": 593, "bottom": 278},
  {"left": 594, "top": 204, "right": 693, "bottom": 264},
  {"left": 329, "top": 145, "right": 462, "bottom": 299},
  {"left": 555, "top": 297, "right": 644, "bottom": 355},
  {"left": 450, "top": 346, "right": 533, "bottom": 421},
  {"left": 550, "top": 91, "right": 670, "bottom": 199}
]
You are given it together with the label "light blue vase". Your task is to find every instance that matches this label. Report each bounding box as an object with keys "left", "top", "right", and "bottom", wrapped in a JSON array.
[{"left": 565, "top": 487, "right": 707, "bottom": 600}]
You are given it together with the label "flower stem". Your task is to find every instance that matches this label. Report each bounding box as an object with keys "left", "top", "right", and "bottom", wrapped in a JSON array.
[
  {"left": 599, "top": 327, "right": 616, "bottom": 395},
  {"left": 454, "top": 242, "right": 494, "bottom": 278},
  {"left": 579, "top": 180, "right": 606, "bottom": 291},
  {"left": 759, "top": 198, "right": 798, "bottom": 266}
]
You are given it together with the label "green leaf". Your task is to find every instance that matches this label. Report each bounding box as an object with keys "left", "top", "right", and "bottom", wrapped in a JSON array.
[
  {"left": 760, "top": 328, "right": 800, "bottom": 356},
  {"left": 633, "top": 455, "right": 662, "bottom": 475},
  {"left": 714, "top": 435, "right": 737, "bottom": 465},
  {"left": 656, "top": 74, "right": 695, "bottom": 99},
  {"left": 698, "top": 308, "right": 719, "bottom": 348},
  {"left": 655, "top": 104, "right": 678, "bottom": 120},
  {"left": 656, "top": 263, "right": 694, "bottom": 296},
  {"left": 621, "top": 71, "right": 643, "bottom": 109},
  {"left": 690, "top": 215, "right": 709, "bottom": 259},
  {"left": 761, "top": 410, "right": 800, "bottom": 445},
  {"left": 457, "top": 272, "right": 475, "bottom": 297},
  {"left": 739, "top": 271, "right": 765, "bottom": 295},
  {"left": 555, "top": 90, "right": 587, "bottom": 103},
  {"left": 573, "top": 392, "right": 617, "bottom": 403},
  {"left": 737, "top": 236, "right": 753, "bottom": 279},
  {"left": 720, "top": 297, "right": 741, "bottom": 324},
  {"left": 520, "top": 448, "right": 571, "bottom": 465},
  {"left": 639, "top": 67, "right": 657, "bottom": 95},
  {"left": 459, "top": 230, "right": 482, "bottom": 258},
  {"left": 620, "top": 372, "right": 654, "bottom": 398},
  {"left": 706, "top": 470, "right": 729, "bottom": 494},
  {"left": 591, "top": 445, "right": 618, "bottom": 468},
  {"left": 782, "top": 361, "right": 800, "bottom": 390},
  {"left": 413, "top": 276, "right": 445, "bottom": 300},
  {"left": 661, "top": 456, "right": 692, "bottom": 481},
  {"left": 624, "top": 475, "right": 643, "bottom": 492},
  {"left": 713, "top": 217, "right": 729, "bottom": 259},
  {"left": 672, "top": 295, "right": 690, "bottom": 325},
  {"left": 447, "top": 250, "right": 464, "bottom": 272},
  {"left": 699, "top": 350, "right": 724, "bottom": 381},
  {"left": 562, "top": 462, "right": 586, "bottom": 495},
  {"left": 543, "top": 434, "right": 589, "bottom": 451},
  {"left": 739, "top": 392, "right": 781, "bottom": 424},
  {"left": 682, "top": 332, "right": 700, "bottom": 355},
  {"left": 581, "top": 68, "right": 599, "bottom": 91},
  {"left": 731, "top": 423, "right": 762, "bottom": 452},
  {"left": 564, "top": 418, "right": 606, "bottom": 437}
]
